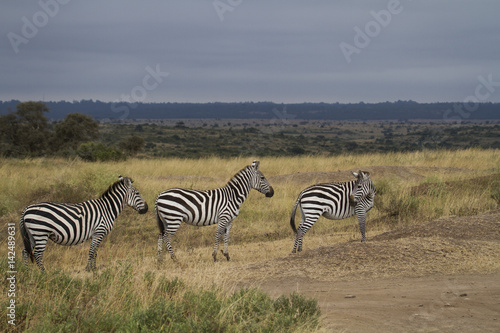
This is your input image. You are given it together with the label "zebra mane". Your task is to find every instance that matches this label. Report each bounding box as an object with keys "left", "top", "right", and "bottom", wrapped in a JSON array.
[
  {"left": 228, "top": 165, "right": 252, "bottom": 184},
  {"left": 100, "top": 177, "right": 130, "bottom": 199}
]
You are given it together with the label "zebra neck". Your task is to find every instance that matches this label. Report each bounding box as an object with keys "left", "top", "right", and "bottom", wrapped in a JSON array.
[
  {"left": 226, "top": 171, "right": 252, "bottom": 205},
  {"left": 349, "top": 179, "right": 359, "bottom": 194},
  {"left": 96, "top": 187, "right": 126, "bottom": 221}
]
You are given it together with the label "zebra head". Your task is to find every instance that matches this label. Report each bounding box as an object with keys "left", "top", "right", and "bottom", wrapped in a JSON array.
[
  {"left": 119, "top": 175, "right": 149, "bottom": 214},
  {"left": 249, "top": 160, "right": 274, "bottom": 197},
  {"left": 351, "top": 170, "right": 376, "bottom": 202},
  {"left": 352, "top": 170, "right": 370, "bottom": 182}
]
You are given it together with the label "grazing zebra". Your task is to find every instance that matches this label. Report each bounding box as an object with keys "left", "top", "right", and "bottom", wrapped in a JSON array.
[
  {"left": 290, "top": 170, "right": 376, "bottom": 253},
  {"left": 156, "top": 160, "right": 274, "bottom": 262},
  {"left": 19, "top": 176, "right": 148, "bottom": 271}
]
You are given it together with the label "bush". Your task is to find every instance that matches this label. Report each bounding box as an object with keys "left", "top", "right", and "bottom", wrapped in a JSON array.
[
  {"left": 77, "top": 142, "right": 125, "bottom": 162},
  {"left": 377, "top": 190, "right": 421, "bottom": 222}
]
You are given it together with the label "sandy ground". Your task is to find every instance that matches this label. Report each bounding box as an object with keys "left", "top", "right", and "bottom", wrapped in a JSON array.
[
  {"left": 237, "top": 210, "right": 500, "bottom": 332},
  {"left": 258, "top": 273, "right": 499, "bottom": 332}
]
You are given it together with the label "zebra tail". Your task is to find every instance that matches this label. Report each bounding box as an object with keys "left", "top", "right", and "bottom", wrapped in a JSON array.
[
  {"left": 155, "top": 206, "right": 165, "bottom": 234},
  {"left": 290, "top": 198, "right": 300, "bottom": 234},
  {"left": 19, "top": 212, "right": 35, "bottom": 263}
]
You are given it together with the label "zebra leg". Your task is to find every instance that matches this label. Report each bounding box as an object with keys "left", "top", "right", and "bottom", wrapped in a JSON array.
[
  {"left": 222, "top": 222, "right": 233, "bottom": 261},
  {"left": 355, "top": 208, "right": 367, "bottom": 242},
  {"left": 157, "top": 233, "right": 165, "bottom": 263},
  {"left": 292, "top": 208, "right": 314, "bottom": 253},
  {"left": 292, "top": 229, "right": 300, "bottom": 253},
  {"left": 85, "top": 233, "right": 105, "bottom": 271},
  {"left": 212, "top": 222, "right": 227, "bottom": 262},
  {"left": 292, "top": 227, "right": 307, "bottom": 253},
  {"left": 32, "top": 236, "right": 48, "bottom": 271},
  {"left": 164, "top": 232, "right": 178, "bottom": 262},
  {"left": 22, "top": 249, "right": 30, "bottom": 267}
]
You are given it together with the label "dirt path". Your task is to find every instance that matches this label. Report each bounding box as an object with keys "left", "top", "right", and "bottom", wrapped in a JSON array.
[
  {"left": 258, "top": 273, "right": 499, "bottom": 332},
  {"left": 236, "top": 210, "right": 500, "bottom": 332}
]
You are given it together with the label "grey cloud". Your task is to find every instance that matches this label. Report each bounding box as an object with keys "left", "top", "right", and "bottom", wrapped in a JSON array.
[{"left": 1, "top": 1, "right": 499, "bottom": 103}]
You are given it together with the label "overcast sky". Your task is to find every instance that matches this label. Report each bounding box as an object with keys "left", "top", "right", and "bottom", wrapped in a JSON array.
[{"left": 1, "top": 1, "right": 499, "bottom": 104}]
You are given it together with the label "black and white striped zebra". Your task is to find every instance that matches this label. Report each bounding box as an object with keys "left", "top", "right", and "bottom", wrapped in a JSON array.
[
  {"left": 155, "top": 160, "right": 274, "bottom": 262},
  {"left": 19, "top": 176, "right": 148, "bottom": 271},
  {"left": 290, "top": 170, "right": 376, "bottom": 253}
]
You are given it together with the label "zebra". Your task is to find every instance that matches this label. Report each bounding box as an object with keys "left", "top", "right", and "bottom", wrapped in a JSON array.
[
  {"left": 19, "top": 176, "right": 148, "bottom": 271},
  {"left": 155, "top": 160, "right": 274, "bottom": 262},
  {"left": 290, "top": 170, "right": 376, "bottom": 253}
]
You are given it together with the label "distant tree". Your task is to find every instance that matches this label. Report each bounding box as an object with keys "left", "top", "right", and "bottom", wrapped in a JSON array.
[
  {"left": 17, "top": 101, "right": 50, "bottom": 155},
  {"left": 119, "top": 135, "right": 145, "bottom": 156},
  {"left": 0, "top": 101, "right": 50, "bottom": 156},
  {"left": 52, "top": 113, "right": 99, "bottom": 151},
  {"left": 0, "top": 113, "right": 18, "bottom": 156}
]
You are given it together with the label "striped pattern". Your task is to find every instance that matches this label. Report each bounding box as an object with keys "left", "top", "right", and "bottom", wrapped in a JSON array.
[
  {"left": 290, "top": 170, "right": 376, "bottom": 253},
  {"left": 19, "top": 176, "right": 148, "bottom": 271},
  {"left": 156, "top": 160, "right": 274, "bottom": 262}
]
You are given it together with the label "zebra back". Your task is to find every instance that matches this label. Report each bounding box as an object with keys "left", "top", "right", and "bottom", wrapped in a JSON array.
[
  {"left": 156, "top": 160, "right": 273, "bottom": 227},
  {"left": 22, "top": 176, "right": 147, "bottom": 245}
]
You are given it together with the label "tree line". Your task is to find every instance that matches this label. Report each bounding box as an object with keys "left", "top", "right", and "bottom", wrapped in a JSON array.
[
  {"left": 1, "top": 100, "right": 499, "bottom": 121},
  {"left": 0, "top": 102, "right": 144, "bottom": 160}
]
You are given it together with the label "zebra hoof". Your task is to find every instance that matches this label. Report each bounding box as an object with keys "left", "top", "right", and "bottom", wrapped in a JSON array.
[{"left": 221, "top": 250, "right": 230, "bottom": 261}]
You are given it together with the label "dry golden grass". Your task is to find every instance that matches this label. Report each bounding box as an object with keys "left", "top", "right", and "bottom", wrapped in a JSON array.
[
  {"left": 1, "top": 148, "right": 499, "bottom": 287},
  {"left": 2, "top": 149, "right": 500, "bottom": 332}
]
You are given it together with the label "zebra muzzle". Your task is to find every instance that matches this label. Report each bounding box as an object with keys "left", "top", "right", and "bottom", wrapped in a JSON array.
[
  {"left": 266, "top": 187, "right": 275, "bottom": 198},
  {"left": 138, "top": 203, "right": 149, "bottom": 214}
]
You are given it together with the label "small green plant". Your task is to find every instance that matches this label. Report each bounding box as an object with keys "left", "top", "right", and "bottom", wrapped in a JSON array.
[
  {"left": 156, "top": 276, "right": 185, "bottom": 298},
  {"left": 491, "top": 188, "right": 500, "bottom": 206}
]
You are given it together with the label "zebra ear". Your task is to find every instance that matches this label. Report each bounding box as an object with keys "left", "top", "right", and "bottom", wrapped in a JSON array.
[
  {"left": 361, "top": 171, "right": 371, "bottom": 179},
  {"left": 119, "top": 175, "right": 132, "bottom": 186},
  {"left": 352, "top": 171, "right": 359, "bottom": 178},
  {"left": 252, "top": 160, "right": 260, "bottom": 170}
]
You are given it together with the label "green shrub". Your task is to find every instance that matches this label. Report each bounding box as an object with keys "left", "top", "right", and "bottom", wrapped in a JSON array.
[
  {"left": 77, "top": 142, "right": 125, "bottom": 162},
  {"left": 491, "top": 188, "right": 500, "bottom": 206},
  {"left": 155, "top": 276, "right": 185, "bottom": 298},
  {"left": 128, "top": 299, "right": 185, "bottom": 332},
  {"left": 378, "top": 192, "right": 420, "bottom": 222}
]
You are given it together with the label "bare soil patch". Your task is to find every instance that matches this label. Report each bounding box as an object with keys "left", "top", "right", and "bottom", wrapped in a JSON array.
[{"left": 234, "top": 210, "right": 500, "bottom": 332}]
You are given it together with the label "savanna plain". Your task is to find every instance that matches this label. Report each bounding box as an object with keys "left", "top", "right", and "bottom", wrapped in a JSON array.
[{"left": 1, "top": 149, "right": 500, "bottom": 332}]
